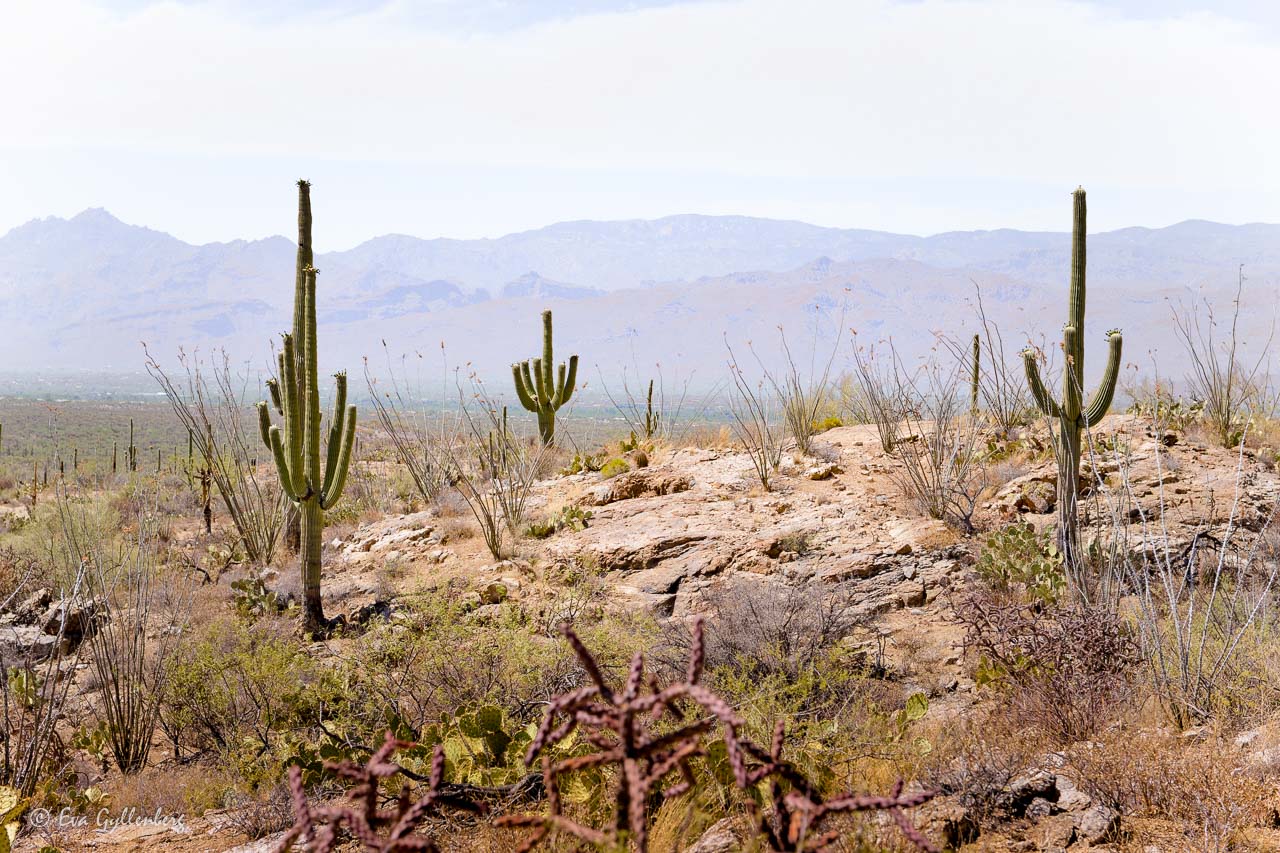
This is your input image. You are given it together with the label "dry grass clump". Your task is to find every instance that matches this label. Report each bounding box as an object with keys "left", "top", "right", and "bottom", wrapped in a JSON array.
[
  {"left": 105, "top": 763, "right": 231, "bottom": 819},
  {"left": 1067, "top": 729, "right": 1276, "bottom": 849}
]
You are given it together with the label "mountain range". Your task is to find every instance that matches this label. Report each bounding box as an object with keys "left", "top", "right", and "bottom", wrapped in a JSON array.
[{"left": 2, "top": 207, "right": 1277, "bottom": 396}]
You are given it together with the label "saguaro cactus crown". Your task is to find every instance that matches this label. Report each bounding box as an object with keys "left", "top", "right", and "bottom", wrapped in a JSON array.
[
  {"left": 1022, "top": 187, "right": 1123, "bottom": 573},
  {"left": 512, "top": 310, "right": 578, "bottom": 444},
  {"left": 257, "top": 180, "right": 357, "bottom": 634}
]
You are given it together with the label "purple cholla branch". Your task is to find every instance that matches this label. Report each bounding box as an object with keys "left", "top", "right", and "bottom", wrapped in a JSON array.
[{"left": 275, "top": 732, "right": 485, "bottom": 853}]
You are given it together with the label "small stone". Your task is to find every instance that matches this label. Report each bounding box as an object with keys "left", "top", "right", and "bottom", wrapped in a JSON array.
[
  {"left": 480, "top": 582, "right": 508, "bottom": 605},
  {"left": 1235, "top": 729, "right": 1261, "bottom": 749},
  {"left": 1074, "top": 804, "right": 1120, "bottom": 844},
  {"left": 1054, "top": 775, "right": 1091, "bottom": 812},
  {"left": 804, "top": 463, "right": 841, "bottom": 481},
  {"left": 1026, "top": 797, "right": 1054, "bottom": 819}
]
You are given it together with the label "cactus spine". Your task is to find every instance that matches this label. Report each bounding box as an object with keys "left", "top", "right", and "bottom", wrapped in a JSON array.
[
  {"left": 970, "top": 333, "right": 981, "bottom": 415},
  {"left": 511, "top": 310, "right": 578, "bottom": 445},
  {"left": 257, "top": 180, "right": 357, "bottom": 634},
  {"left": 1022, "top": 187, "right": 1123, "bottom": 571}
]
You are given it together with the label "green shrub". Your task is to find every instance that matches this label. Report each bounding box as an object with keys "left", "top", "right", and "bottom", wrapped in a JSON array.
[
  {"left": 812, "top": 415, "right": 843, "bottom": 433},
  {"left": 600, "top": 457, "right": 629, "bottom": 479}
]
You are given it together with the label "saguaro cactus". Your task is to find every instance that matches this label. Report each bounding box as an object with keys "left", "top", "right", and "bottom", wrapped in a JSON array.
[
  {"left": 1023, "top": 187, "right": 1123, "bottom": 571},
  {"left": 258, "top": 181, "right": 357, "bottom": 634},
  {"left": 512, "top": 310, "right": 578, "bottom": 445},
  {"left": 970, "top": 333, "right": 981, "bottom": 415}
]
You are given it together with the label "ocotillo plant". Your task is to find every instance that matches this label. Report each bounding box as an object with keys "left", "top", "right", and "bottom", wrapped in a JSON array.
[
  {"left": 511, "top": 310, "right": 578, "bottom": 445},
  {"left": 1022, "top": 187, "right": 1123, "bottom": 576},
  {"left": 970, "top": 333, "right": 981, "bottom": 415},
  {"left": 258, "top": 181, "right": 357, "bottom": 634}
]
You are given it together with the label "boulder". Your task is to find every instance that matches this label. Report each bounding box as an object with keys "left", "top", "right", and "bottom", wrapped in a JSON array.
[
  {"left": 581, "top": 469, "right": 693, "bottom": 506},
  {"left": 684, "top": 817, "right": 745, "bottom": 853},
  {"left": 1074, "top": 803, "right": 1120, "bottom": 845}
]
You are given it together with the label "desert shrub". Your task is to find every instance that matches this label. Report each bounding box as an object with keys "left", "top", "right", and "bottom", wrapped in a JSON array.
[
  {"left": 812, "top": 415, "right": 843, "bottom": 433},
  {"left": 106, "top": 763, "right": 229, "bottom": 822},
  {"left": 688, "top": 578, "right": 864, "bottom": 684},
  {"left": 891, "top": 355, "right": 989, "bottom": 532},
  {"left": 146, "top": 348, "right": 286, "bottom": 563},
  {"left": 0, "top": 547, "right": 36, "bottom": 605},
  {"left": 955, "top": 590, "right": 1137, "bottom": 745},
  {"left": 339, "top": 597, "right": 655, "bottom": 739},
  {"left": 726, "top": 340, "right": 785, "bottom": 490},
  {"left": 598, "top": 364, "right": 707, "bottom": 444},
  {"left": 922, "top": 711, "right": 1051, "bottom": 830},
  {"left": 940, "top": 283, "right": 1034, "bottom": 432},
  {"left": 848, "top": 337, "right": 905, "bottom": 453},
  {"left": 224, "top": 782, "right": 296, "bottom": 841},
  {"left": 1067, "top": 730, "right": 1274, "bottom": 849},
  {"left": 74, "top": 509, "right": 193, "bottom": 775},
  {"left": 1171, "top": 273, "right": 1273, "bottom": 449},
  {"left": 975, "top": 522, "right": 1066, "bottom": 604},
  {"left": 160, "top": 616, "right": 341, "bottom": 786},
  {"left": 1114, "top": 447, "right": 1280, "bottom": 727},
  {"left": 1126, "top": 379, "right": 1202, "bottom": 433},
  {"left": 9, "top": 493, "right": 120, "bottom": 587},
  {"left": 599, "top": 457, "right": 629, "bottom": 479},
  {"left": 763, "top": 324, "right": 842, "bottom": 457}
]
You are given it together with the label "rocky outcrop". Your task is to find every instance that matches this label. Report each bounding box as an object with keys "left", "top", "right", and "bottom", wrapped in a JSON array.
[{"left": 580, "top": 468, "right": 693, "bottom": 506}]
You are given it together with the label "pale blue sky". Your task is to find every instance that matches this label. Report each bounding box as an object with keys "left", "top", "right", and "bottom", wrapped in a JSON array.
[{"left": 3, "top": 0, "right": 1278, "bottom": 248}]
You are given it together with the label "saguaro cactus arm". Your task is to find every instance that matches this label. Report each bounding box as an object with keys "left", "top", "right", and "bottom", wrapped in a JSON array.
[
  {"left": 554, "top": 356, "right": 579, "bottom": 408},
  {"left": 321, "top": 405, "right": 357, "bottom": 510},
  {"left": 512, "top": 363, "right": 538, "bottom": 411},
  {"left": 1023, "top": 350, "right": 1062, "bottom": 419},
  {"left": 1083, "top": 331, "right": 1124, "bottom": 427},
  {"left": 320, "top": 372, "right": 357, "bottom": 509}
]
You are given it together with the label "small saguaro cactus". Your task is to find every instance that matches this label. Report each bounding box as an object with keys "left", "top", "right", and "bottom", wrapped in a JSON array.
[
  {"left": 644, "top": 378, "right": 660, "bottom": 439},
  {"left": 127, "top": 419, "right": 138, "bottom": 472},
  {"left": 970, "top": 333, "right": 981, "bottom": 415},
  {"left": 511, "top": 310, "right": 578, "bottom": 445},
  {"left": 257, "top": 181, "right": 357, "bottom": 635},
  {"left": 1022, "top": 187, "right": 1123, "bottom": 573}
]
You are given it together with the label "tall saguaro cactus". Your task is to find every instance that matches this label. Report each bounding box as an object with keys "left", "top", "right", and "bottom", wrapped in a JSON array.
[
  {"left": 258, "top": 181, "right": 357, "bottom": 634},
  {"left": 1023, "top": 187, "right": 1123, "bottom": 574},
  {"left": 512, "top": 310, "right": 578, "bottom": 445}
]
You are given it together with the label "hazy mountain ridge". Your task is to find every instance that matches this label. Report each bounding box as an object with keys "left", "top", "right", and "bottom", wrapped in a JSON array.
[{"left": 1, "top": 209, "right": 1277, "bottom": 384}]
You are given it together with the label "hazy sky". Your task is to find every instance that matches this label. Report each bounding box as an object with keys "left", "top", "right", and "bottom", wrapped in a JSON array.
[{"left": 3, "top": 0, "right": 1278, "bottom": 248}]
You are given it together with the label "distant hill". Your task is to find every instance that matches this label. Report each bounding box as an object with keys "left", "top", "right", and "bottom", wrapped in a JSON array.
[{"left": 0, "top": 208, "right": 1276, "bottom": 391}]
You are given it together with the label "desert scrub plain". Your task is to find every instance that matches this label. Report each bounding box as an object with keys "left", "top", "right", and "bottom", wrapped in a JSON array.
[{"left": 4, "top": 186, "right": 1280, "bottom": 853}]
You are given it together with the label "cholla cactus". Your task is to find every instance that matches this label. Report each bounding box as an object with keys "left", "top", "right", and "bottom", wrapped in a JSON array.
[
  {"left": 512, "top": 310, "right": 578, "bottom": 445},
  {"left": 498, "top": 619, "right": 937, "bottom": 853},
  {"left": 257, "top": 181, "right": 357, "bottom": 635},
  {"left": 276, "top": 731, "right": 484, "bottom": 853},
  {"left": 1023, "top": 187, "right": 1123, "bottom": 571}
]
